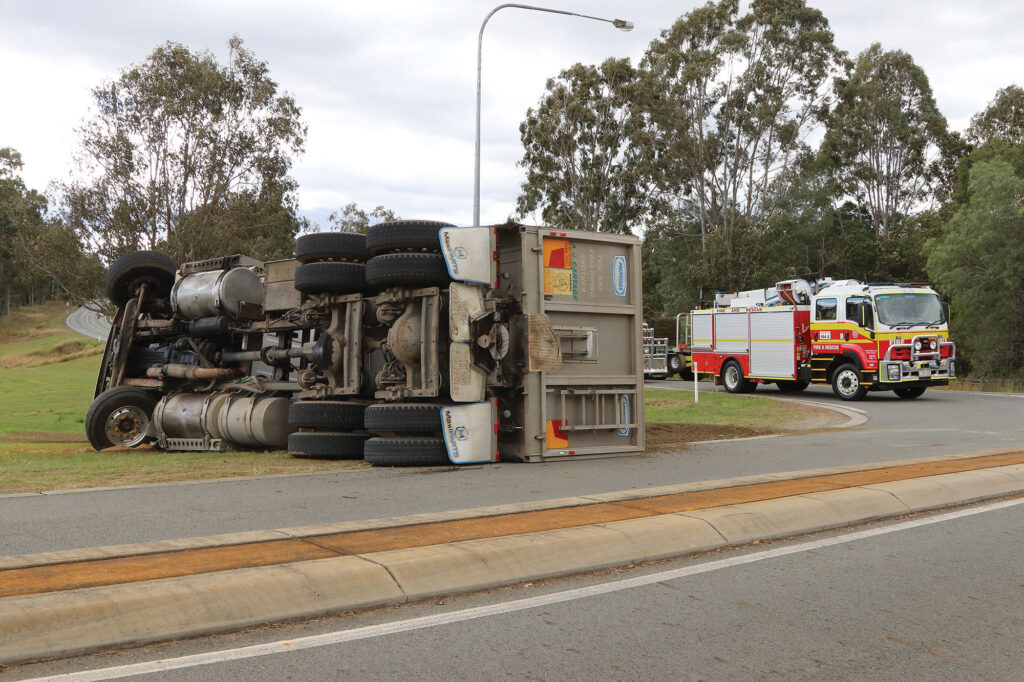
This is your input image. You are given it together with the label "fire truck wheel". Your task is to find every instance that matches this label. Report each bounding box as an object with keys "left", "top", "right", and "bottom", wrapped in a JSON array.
[
  {"left": 295, "top": 232, "right": 369, "bottom": 264},
  {"left": 832, "top": 363, "right": 867, "bottom": 401},
  {"left": 365, "top": 253, "right": 452, "bottom": 289},
  {"left": 364, "top": 403, "right": 443, "bottom": 433},
  {"left": 894, "top": 386, "right": 927, "bottom": 399},
  {"left": 288, "top": 432, "right": 369, "bottom": 460},
  {"left": 366, "top": 220, "right": 454, "bottom": 256},
  {"left": 721, "top": 360, "right": 750, "bottom": 394},
  {"left": 667, "top": 354, "right": 682, "bottom": 377},
  {"left": 288, "top": 400, "right": 366, "bottom": 430},
  {"left": 294, "top": 262, "right": 367, "bottom": 295},
  {"left": 776, "top": 380, "right": 809, "bottom": 393},
  {"left": 86, "top": 386, "right": 159, "bottom": 450},
  {"left": 364, "top": 436, "right": 451, "bottom": 467},
  {"left": 105, "top": 250, "right": 178, "bottom": 308}
]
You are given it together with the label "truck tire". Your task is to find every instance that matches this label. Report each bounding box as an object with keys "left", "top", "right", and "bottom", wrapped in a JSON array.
[
  {"left": 295, "top": 232, "right": 369, "bottom": 264},
  {"left": 86, "top": 386, "right": 159, "bottom": 450},
  {"left": 894, "top": 386, "right": 927, "bottom": 399},
  {"left": 721, "top": 360, "right": 750, "bottom": 394},
  {"left": 776, "top": 380, "right": 809, "bottom": 392},
  {"left": 667, "top": 353, "right": 682, "bottom": 378},
  {"left": 294, "top": 262, "right": 367, "bottom": 295},
  {"left": 366, "top": 220, "right": 453, "bottom": 256},
  {"left": 365, "top": 253, "right": 451, "bottom": 289},
  {"left": 288, "top": 401, "right": 366, "bottom": 430},
  {"left": 364, "top": 436, "right": 450, "bottom": 467},
  {"left": 288, "top": 432, "right": 369, "bottom": 460},
  {"left": 832, "top": 363, "right": 867, "bottom": 401},
  {"left": 364, "top": 403, "right": 442, "bottom": 433},
  {"left": 105, "top": 251, "right": 178, "bottom": 307}
]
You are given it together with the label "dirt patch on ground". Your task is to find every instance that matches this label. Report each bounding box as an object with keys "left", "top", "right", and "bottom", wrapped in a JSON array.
[
  {"left": 6, "top": 431, "right": 89, "bottom": 443},
  {"left": 645, "top": 399, "right": 848, "bottom": 450},
  {"left": 646, "top": 423, "right": 777, "bottom": 449}
]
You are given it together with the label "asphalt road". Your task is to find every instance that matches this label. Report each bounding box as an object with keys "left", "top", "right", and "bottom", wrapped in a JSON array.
[
  {"left": 65, "top": 306, "right": 111, "bottom": 342},
  {"left": 11, "top": 495, "right": 1023, "bottom": 681},
  {"left": 2, "top": 384, "right": 1021, "bottom": 557}
]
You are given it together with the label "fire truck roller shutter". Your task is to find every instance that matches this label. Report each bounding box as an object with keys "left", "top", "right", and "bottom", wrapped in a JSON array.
[
  {"left": 749, "top": 309, "right": 797, "bottom": 379},
  {"left": 713, "top": 313, "right": 748, "bottom": 354},
  {"left": 690, "top": 312, "right": 713, "bottom": 350}
]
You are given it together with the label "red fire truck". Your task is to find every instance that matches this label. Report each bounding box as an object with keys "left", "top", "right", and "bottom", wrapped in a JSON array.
[{"left": 686, "top": 279, "right": 956, "bottom": 400}]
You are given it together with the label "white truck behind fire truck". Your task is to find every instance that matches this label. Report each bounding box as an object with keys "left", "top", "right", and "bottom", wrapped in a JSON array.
[{"left": 670, "top": 279, "right": 955, "bottom": 400}]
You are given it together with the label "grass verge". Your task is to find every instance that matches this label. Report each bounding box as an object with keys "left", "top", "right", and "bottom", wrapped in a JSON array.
[
  {"left": 644, "top": 387, "right": 808, "bottom": 426},
  {"left": 0, "top": 448, "right": 365, "bottom": 494}
]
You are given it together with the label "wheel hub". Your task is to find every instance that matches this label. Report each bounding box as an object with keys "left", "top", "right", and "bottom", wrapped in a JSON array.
[{"left": 104, "top": 406, "right": 149, "bottom": 447}]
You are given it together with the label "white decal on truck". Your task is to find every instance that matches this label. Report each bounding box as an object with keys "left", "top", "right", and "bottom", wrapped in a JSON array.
[
  {"left": 612, "top": 255, "right": 628, "bottom": 298},
  {"left": 617, "top": 395, "right": 631, "bottom": 437},
  {"left": 441, "top": 402, "right": 496, "bottom": 463},
  {"left": 439, "top": 226, "right": 494, "bottom": 284}
]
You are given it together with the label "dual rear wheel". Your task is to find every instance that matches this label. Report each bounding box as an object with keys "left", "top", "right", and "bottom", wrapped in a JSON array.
[{"left": 363, "top": 402, "right": 449, "bottom": 467}]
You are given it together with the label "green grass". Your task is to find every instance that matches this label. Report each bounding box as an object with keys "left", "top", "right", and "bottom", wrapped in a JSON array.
[
  {"left": 0, "top": 300, "right": 71, "bottom": 339},
  {"left": 946, "top": 377, "right": 1024, "bottom": 393},
  {"left": 0, "top": 448, "right": 365, "bottom": 493},
  {"left": 0, "top": 354, "right": 100, "bottom": 435},
  {"left": 644, "top": 388, "right": 806, "bottom": 428},
  {"left": 0, "top": 301, "right": 103, "bottom": 369}
]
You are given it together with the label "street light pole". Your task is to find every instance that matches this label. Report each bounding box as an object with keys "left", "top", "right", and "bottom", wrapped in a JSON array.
[{"left": 473, "top": 3, "right": 633, "bottom": 226}]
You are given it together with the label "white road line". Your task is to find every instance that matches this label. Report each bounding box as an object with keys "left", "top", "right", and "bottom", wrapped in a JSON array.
[{"left": 27, "top": 496, "right": 1024, "bottom": 682}]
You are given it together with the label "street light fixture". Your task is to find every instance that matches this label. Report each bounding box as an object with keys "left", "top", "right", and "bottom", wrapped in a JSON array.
[{"left": 473, "top": 3, "right": 633, "bottom": 226}]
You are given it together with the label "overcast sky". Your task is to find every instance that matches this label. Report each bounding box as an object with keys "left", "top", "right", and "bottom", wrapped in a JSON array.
[{"left": 1, "top": 0, "right": 1021, "bottom": 230}]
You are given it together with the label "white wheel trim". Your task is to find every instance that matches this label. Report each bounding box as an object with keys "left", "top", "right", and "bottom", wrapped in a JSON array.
[
  {"left": 104, "top": 405, "right": 150, "bottom": 447},
  {"left": 836, "top": 369, "right": 860, "bottom": 397},
  {"left": 724, "top": 364, "right": 740, "bottom": 390}
]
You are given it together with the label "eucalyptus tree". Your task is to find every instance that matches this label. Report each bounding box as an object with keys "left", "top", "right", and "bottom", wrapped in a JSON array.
[
  {"left": 516, "top": 57, "right": 646, "bottom": 233},
  {"left": 968, "top": 84, "right": 1024, "bottom": 148},
  {"left": 928, "top": 157, "right": 1024, "bottom": 376},
  {"left": 638, "top": 0, "right": 843, "bottom": 250},
  {"left": 328, "top": 203, "right": 399, "bottom": 234},
  {"left": 60, "top": 36, "right": 307, "bottom": 266},
  {"left": 819, "top": 43, "right": 952, "bottom": 235}
]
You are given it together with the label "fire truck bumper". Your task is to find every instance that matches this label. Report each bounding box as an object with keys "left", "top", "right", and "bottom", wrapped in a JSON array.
[{"left": 878, "top": 358, "right": 955, "bottom": 385}]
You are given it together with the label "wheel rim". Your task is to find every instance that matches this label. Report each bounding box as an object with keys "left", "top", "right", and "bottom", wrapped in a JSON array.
[
  {"left": 669, "top": 356, "right": 680, "bottom": 371},
  {"left": 837, "top": 370, "right": 860, "bottom": 397},
  {"left": 724, "top": 365, "right": 739, "bottom": 390},
  {"left": 104, "top": 405, "right": 150, "bottom": 447}
]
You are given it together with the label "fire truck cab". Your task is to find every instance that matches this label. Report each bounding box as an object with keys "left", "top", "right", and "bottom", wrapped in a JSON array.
[{"left": 689, "top": 279, "right": 955, "bottom": 401}]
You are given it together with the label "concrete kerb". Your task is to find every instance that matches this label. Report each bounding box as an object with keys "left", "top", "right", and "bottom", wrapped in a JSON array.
[
  {"left": 0, "top": 555, "right": 404, "bottom": 665},
  {"left": 2, "top": 449, "right": 1020, "bottom": 572},
  {"left": 2, "top": 463, "right": 1024, "bottom": 666}
]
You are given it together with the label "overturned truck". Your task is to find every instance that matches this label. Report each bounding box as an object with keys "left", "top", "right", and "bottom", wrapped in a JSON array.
[{"left": 87, "top": 222, "right": 645, "bottom": 465}]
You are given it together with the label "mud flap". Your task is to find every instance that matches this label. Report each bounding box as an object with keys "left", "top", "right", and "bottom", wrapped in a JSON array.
[
  {"left": 449, "top": 282, "right": 485, "bottom": 343},
  {"left": 441, "top": 401, "right": 498, "bottom": 464},
  {"left": 525, "top": 313, "right": 563, "bottom": 372},
  {"left": 439, "top": 226, "right": 496, "bottom": 285},
  {"left": 449, "top": 342, "right": 486, "bottom": 402}
]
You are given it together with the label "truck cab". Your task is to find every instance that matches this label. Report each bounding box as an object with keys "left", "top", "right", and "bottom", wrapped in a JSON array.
[{"left": 809, "top": 281, "right": 955, "bottom": 399}]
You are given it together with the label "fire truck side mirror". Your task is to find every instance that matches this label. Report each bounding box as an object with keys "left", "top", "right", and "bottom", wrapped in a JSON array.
[
  {"left": 860, "top": 301, "right": 875, "bottom": 336},
  {"left": 942, "top": 300, "right": 949, "bottom": 323}
]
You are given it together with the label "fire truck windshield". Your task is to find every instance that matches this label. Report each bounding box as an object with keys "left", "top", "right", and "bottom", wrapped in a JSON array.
[{"left": 873, "top": 293, "right": 945, "bottom": 328}]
